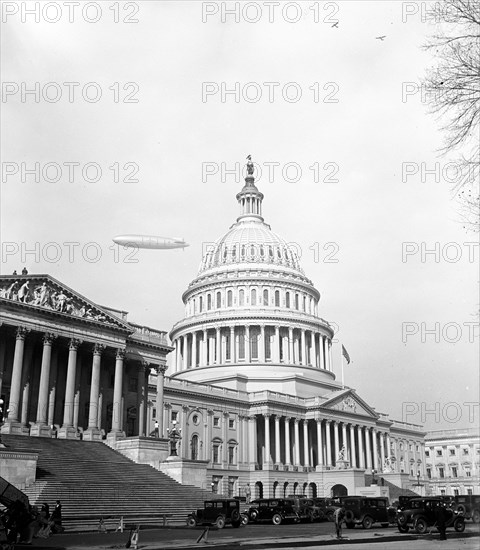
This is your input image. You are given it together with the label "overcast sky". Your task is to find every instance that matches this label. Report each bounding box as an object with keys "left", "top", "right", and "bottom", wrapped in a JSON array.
[{"left": 1, "top": 1, "right": 478, "bottom": 433}]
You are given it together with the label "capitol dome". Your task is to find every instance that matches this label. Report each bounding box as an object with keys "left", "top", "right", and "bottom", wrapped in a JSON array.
[{"left": 169, "top": 157, "right": 336, "bottom": 397}]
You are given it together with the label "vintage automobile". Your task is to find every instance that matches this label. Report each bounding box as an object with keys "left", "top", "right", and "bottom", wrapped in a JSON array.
[
  {"left": 247, "top": 498, "right": 300, "bottom": 525},
  {"left": 342, "top": 496, "right": 394, "bottom": 529},
  {"left": 396, "top": 497, "right": 465, "bottom": 534},
  {"left": 313, "top": 497, "right": 345, "bottom": 521},
  {"left": 288, "top": 496, "right": 324, "bottom": 522},
  {"left": 452, "top": 495, "right": 480, "bottom": 523},
  {"left": 186, "top": 499, "right": 243, "bottom": 529}
]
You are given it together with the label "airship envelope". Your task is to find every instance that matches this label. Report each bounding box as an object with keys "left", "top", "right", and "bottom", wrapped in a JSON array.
[{"left": 112, "top": 234, "right": 189, "bottom": 250}]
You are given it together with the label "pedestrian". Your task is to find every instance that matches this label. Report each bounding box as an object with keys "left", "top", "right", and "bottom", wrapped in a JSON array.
[
  {"left": 333, "top": 506, "right": 345, "bottom": 539},
  {"left": 50, "top": 500, "right": 62, "bottom": 533},
  {"left": 436, "top": 503, "right": 447, "bottom": 541}
]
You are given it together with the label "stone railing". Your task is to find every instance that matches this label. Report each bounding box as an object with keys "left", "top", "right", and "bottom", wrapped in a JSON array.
[{"left": 129, "top": 323, "right": 169, "bottom": 345}]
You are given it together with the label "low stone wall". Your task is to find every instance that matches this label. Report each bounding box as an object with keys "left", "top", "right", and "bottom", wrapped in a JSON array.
[
  {"left": 114, "top": 437, "right": 169, "bottom": 469},
  {"left": 0, "top": 448, "right": 38, "bottom": 489},
  {"left": 159, "top": 458, "right": 209, "bottom": 489}
]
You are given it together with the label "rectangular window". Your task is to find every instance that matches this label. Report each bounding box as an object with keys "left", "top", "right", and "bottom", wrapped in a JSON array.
[
  {"left": 128, "top": 377, "right": 138, "bottom": 392},
  {"left": 436, "top": 450, "right": 442, "bottom": 456},
  {"left": 452, "top": 467, "right": 458, "bottom": 478},
  {"left": 225, "top": 333, "right": 231, "bottom": 361},
  {"left": 228, "top": 446, "right": 235, "bottom": 464},
  {"left": 152, "top": 408, "right": 156, "bottom": 419},
  {"left": 425, "top": 450, "right": 430, "bottom": 457},
  {"left": 238, "top": 328, "right": 245, "bottom": 360},
  {"left": 212, "top": 445, "right": 220, "bottom": 463},
  {"left": 466, "top": 470, "right": 471, "bottom": 477},
  {"left": 450, "top": 449, "right": 456, "bottom": 455},
  {"left": 265, "top": 329, "right": 271, "bottom": 360},
  {"left": 463, "top": 448, "right": 469, "bottom": 455},
  {"left": 251, "top": 331, "right": 258, "bottom": 359},
  {"left": 467, "top": 488, "right": 473, "bottom": 495},
  {"left": 426, "top": 468, "right": 432, "bottom": 479},
  {"left": 171, "top": 411, "right": 178, "bottom": 422},
  {"left": 439, "top": 467, "right": 445, "bottom": 478},
  {"left": 454, "top": 489, "right": 459, "bottom": 496},
  {"left": 440, "top": 489, "right": 446, "bottom": 495},
  {"left": 213, "top": 417, "right": 220, "bottom": 427},
  {"left": 228, "top": 419, "right": 235, "bottom": 429}
]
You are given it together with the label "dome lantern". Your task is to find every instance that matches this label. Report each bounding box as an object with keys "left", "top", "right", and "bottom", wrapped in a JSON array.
[{"left": 236, "top": 155, "right": 264, "bottom": 222}]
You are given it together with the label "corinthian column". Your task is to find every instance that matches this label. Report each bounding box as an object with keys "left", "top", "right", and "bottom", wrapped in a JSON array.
[
  {"left": 58, "top": 338, "right": 82, "bottom": 439},
  {"left": 31, "top": 333, "right": 56, "bottom": 437},
  {"left": 83, "top": 343, "right": 105, "bottom": 441}
]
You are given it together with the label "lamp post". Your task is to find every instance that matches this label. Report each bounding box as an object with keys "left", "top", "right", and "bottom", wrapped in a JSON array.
[
  {"left": 166, "top": 420, "right": 182, "bottom": 457},
  {"left": 415, "top": 470, "right": 424, "bottom": 495},
  {"left": 371, "top": 469, "right": 377, "bottom": 484}
]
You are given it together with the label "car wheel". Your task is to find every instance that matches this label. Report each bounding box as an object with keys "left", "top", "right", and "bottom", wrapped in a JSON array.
[
  {"left": 346, "top": 522, "right": 355, "bottom": 529},
  {"left": 397, "top": 512, "right": 407, "bottom": 526},
  {"left": 456, "top": 504, "right": 467, "bottom": 515},
  {"left": 398, "top": 524, "right": 409, "bottom": 533},
  {"left": 362, "top": 516, "right": 373, "bottom": 529},
  {"left": 231, "top": 509, "right": 240, "bottom": 522},
  {"left": 272, "top": 514, "right": 282, "bottom": 526},
  {"left": 241, "top": 513, "right": 249, "bottom": 526},
  {"left": 186, "top": 516, "right": 197, "bottom": 528},
  {"left": 414, "top": 517, "right": 428, "bottom": 534},
  {"left": 250, "top": 510, "right": 258, "bottom": 522},
  {"left": 215, "top": 516, "right": 226, "bottom": 529},
  {"left": 454, "top": 518, "right": 465, "bottom": 533},
  {"left": 345, "top": 510, "right": 355, "bottom": 523},
  {"left": 473, "top": 509, "right": 480, "bottom": 523}
]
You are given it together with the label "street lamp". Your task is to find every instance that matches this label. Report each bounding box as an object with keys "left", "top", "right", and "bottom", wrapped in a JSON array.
[
  {"left": 166, "top": 420, "right": 182, "bottom": 456},
  {"left": 371, "top": 469, "right": 377, "bottom": 484}
]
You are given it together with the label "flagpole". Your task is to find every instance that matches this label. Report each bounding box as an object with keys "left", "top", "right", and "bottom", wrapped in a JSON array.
[{"left": 341, "top": 345, "right": 344, "bottom": 389}]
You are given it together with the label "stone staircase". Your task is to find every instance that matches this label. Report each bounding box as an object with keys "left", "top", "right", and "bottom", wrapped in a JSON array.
[{"left": 2, "top": 435, "right": 211, "bottom": 531}]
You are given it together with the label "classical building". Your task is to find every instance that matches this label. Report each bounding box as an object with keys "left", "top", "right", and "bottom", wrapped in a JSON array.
[
  {"left": 161, "top": 158, "right": 426, "bottom": 498},
  {"left": 0, "top": 275, "right": 171, "bottom": 443},
  {"left": 0, "top": 157, "right": 427, "bottom": 500},
  {"left": 424, "top": 428, "right": 480, "bottom": 496}
]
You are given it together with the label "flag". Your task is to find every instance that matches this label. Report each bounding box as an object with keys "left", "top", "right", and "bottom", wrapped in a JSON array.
[{"left": 342, "top": 345, "right": 351, "bottom": 365}]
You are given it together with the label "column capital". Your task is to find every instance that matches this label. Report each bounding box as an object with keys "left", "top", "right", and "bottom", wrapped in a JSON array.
[
  {"left": 263, "top": 413, "right": 271, "bottom": 418},
  {"left": 207, "top": 409, "right": 215, "bottom": 416},
  {"left": 43, "top": 332, "right": 57, "bottom": 345},
  {"left": 116, "top": 348, "right": 126, "bottom": 360},
  {"left": 16, "top": 326, "right": 30, "bottom": 340},
  {"left": 293, "top": 418, "right": 300, "bottom": 425},
  {"left": 155, "top": 364, "right": 167, "bottom": 375},
  {"left": 284, "top": 416, "right": 291, "bottom": 423},
  {"left": 324, "top": 419, "right": 331, "bottom": 425},
  {"left": 69, "top": 338, "right": 83, "bottom": 351},
  {"left": 222, "top": 411, "right": 229, "bottom": 418},
  {"left": 93, "top": 343, "right": 106, "bottom": 356},
  {"left": 164, "top": 402, "right": 172, "bottom": 409},
  {"left": 182, "top": 405, "right": 190, "bottom": 413}
]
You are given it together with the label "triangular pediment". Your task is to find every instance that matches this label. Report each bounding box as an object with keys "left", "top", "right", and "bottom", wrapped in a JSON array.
[
  {"left": 0, "top": 274, "right": 130, "bottom": 330},
  {"left": 321, "top": 389, "right": 379, "bottom": 419}
]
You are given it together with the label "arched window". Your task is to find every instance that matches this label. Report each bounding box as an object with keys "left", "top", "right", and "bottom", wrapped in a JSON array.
[
  {"left": 303, "top": 295, "right": 306, "bottom": 311},
  {"left": 295, "top": 294, "right": 299, "bottom": 310},
  {"left": 286, "top": 292, "right": 290, "bottom": 308},
  {"left": 191, "top": 435, "right": 199, "bottom": 460},
  {"left": 216, "top": 291, "right": 221, "bottom": 309},
  {"left": 239, "top": 289, "right": 245, "bottom": 306},
  {"left": 207, "top": 294, "right": 212, "bottom": 310},
  {"left": 275, "top": 290, "right": 280, "bottom": 307},
  {"left": 251, "top": 288, "right": 257, "bottom": 306},
  {"left": 263, "top": 289, "right": 269, "bottom": 306},
  {"left": 227, "top": 290, "right": 233, "bottom": 307},
  {"left": 199, "top": 296, "right": 203, "bottom": 312}
]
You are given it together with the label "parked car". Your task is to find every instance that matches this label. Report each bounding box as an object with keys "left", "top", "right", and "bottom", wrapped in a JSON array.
[
  {"left": 343, "top": 496, "right": 393, "bottom": 529},
  {"left": 247, "top": 498, "right": 300, "bottom": 525},
  {"left": 313, "top": 497, "right": 345, "bottom": 521},
  {"left": 396, "top": 497, "right": 465, "bottom": 534},
  {"left": 288, "top": 496, "right": 324, "bottom": 522},
  {"left": 186, "top": 499, "right": 243, "bottom": 529},
  {"left": 452, "top": 495, "right": 480, "bottom": 523}
]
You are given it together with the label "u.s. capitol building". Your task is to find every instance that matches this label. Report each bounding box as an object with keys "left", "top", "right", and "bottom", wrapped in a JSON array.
[{"left": 0, "top": 158, "right": 426, "bottom": 499}]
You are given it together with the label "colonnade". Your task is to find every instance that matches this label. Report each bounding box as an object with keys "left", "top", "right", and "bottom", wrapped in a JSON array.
[
  {"left": 172, "top": 325, "right": 332, "bottom": 372},
  {"left": 1, "top": 326, "right": 167, "bottom": 440}
]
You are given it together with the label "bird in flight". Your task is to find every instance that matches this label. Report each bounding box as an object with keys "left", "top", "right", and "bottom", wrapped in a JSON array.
[
  {"left": 375, "top": 36, "right": 386, "bottom": 41},
  {"left": 331, "top": 21, "right": 339, "bottom": 28}
]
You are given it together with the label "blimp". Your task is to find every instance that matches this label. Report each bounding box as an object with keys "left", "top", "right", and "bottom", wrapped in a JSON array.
[{"left": 112, "top": 235, "right": 189, "bottom": 250}]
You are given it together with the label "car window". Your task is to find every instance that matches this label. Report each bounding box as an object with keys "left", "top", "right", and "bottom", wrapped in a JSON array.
[{"left": 378, "top": 501, "right": 386, "bottom": 508}]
